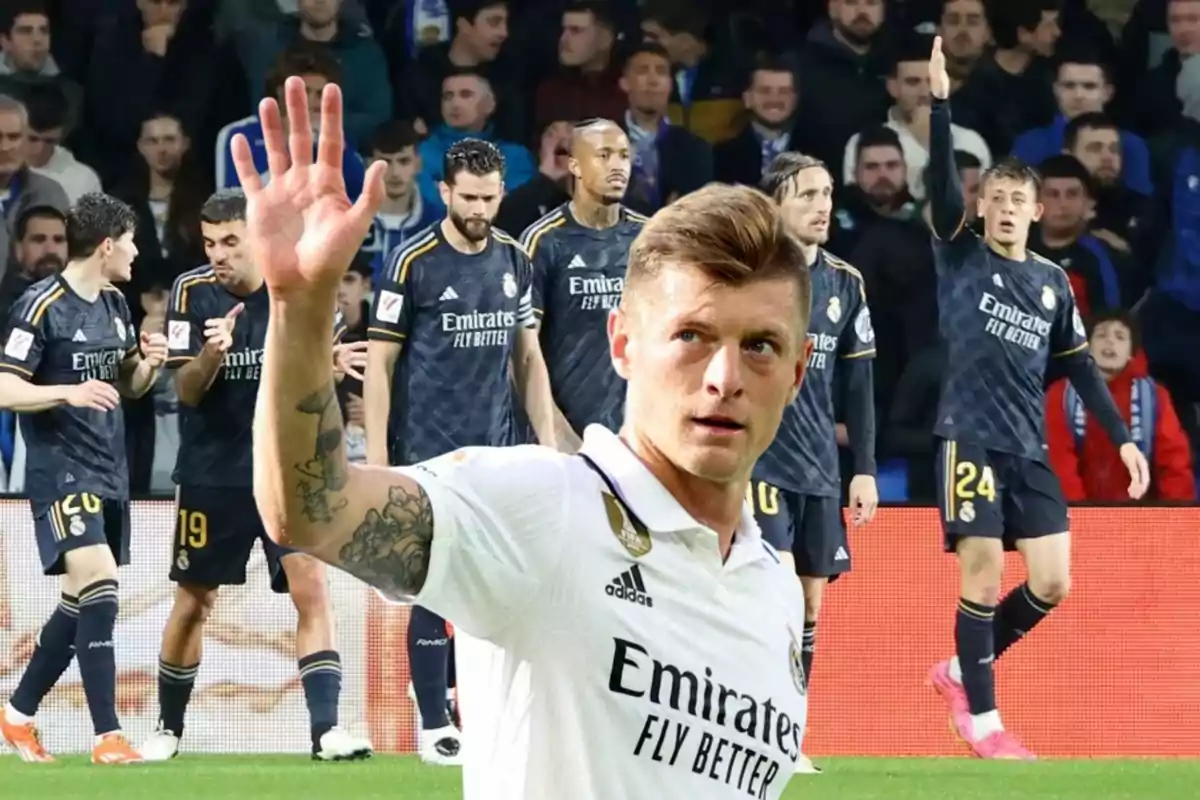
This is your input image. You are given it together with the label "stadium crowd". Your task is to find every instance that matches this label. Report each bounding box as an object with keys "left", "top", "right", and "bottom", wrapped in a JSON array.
[{"left": 0, "top": 0, "right": 1196, "bottom": 500}]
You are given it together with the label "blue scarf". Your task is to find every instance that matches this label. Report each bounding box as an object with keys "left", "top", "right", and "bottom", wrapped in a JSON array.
[
  {"left": 1065, "top": 376, "right": 1156, "bottom": 460},
  {"left": 759, "top": 129, "right": 790, "bottom": 176}
]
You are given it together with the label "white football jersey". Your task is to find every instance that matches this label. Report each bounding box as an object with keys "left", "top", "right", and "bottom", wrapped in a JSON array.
[{"left": 393, "top": 425, "right": 808, "bottom": 800}]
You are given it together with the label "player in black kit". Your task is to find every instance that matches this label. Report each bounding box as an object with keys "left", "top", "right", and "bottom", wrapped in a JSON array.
[
  {"left": 520, "top": 118, "right": 646, "bottom": 448},
  {"left": 754, "top": 153, "right": 879, "bottom": 775},
  {"left": 364, "top": 138, "right": 558, "bottom": 765},
  {"left": 0, "top": 193, "right": 165, "bottom": 764},
  {"left": 138, "top": 190, "right": 372, "bottom": 763},
  {"left": 923, "top": 37, "right": 1149, "bottom": 759}
]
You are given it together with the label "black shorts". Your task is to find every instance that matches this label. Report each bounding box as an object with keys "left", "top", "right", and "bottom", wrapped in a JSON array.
[
  {"left": 747, "top": 480, "right": 850, "bottom": 579},
  {"left": 33, "top": 493, "right": 130, "bottom": 575},
  {"left": 171, "top": 486, "right": 296, "bottom": 593},
  {"left": 935, "top": 439, "right": 1069, "bottom": 552}
]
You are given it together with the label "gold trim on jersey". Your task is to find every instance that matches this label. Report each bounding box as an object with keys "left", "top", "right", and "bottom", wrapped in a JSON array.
[
  {"left": 172, "top": 268, "right": 218, "bottom": 315},
  {"left": 822, "top": 250, "right": 867, "bottom": 302},
  {"left": 519, "top": 209, "right": 567, "bottom": 260},
  {"left": 25, "top": 284, "right": 65, "bottom": 326},
  {"left": 942, "top": 440, "right": 958, "bottom": 522},
  {"left": 389, "top": 231, "right": 440, "bottom": 284},
  {"left": 366, "top": 326, "right": 406, "bottom": 341}
]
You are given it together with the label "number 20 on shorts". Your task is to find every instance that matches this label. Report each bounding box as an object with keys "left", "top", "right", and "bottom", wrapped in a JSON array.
[
  {"left": 178, "top": 509, "right": 208, "bottom": 549},
  {"left": 954, "top": 461, "right": 996, "bottom": 523}
]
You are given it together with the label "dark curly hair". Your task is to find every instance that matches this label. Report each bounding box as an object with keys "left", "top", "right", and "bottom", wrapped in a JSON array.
[
  {"left": 200, "top": 189, "right": 247, "bottom": 225},
  {"left": 66, "top": 193, "right": 137, "bottom": 261},
  {"left": 442, "top": 138, "right": 505, "bottom": 185}
]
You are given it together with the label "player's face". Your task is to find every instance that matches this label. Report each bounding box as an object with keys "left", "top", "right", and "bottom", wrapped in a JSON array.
[
  {"left": 611, "top": 264, "right": 810, "bottom": 483},
  {"left": 620, "top": 53, "right": 671, "bottom": 113},
  {"left": 16, "top": 216, "right": 66, "bottom": 276},
  {"left": 373, "top": 145, "right": 419, "bottom": 200},
  {"left": 938, "top": 0, "right": 989, "bottom": 61},
  {"left": 2, "top": 13, "right": 50, "bottom": 72},
  {"left": 854, "top": 145, "right": 906, "bottom": 207},
  {"left": 441, "top": 170, "right": 503, "bottom": 243},
  {"left": 138, "top": 116, "right": 188, "bottom": 176},
  {"left": 1089, "top": 320, "right": 1133, "bottom": 374},
  {"left": 1069, "top": 127, "right": 1122, "bottom": 186},
  {"left": 743, "top": 69, "right": 796, "bottom": 128},
  {"left": 101, "top": 231, "right": 138, "bottom": 283},
  {"left": 201, "top": 220, "right": 255, "bottom": 286},
  {"left": 1054, "top": 64, "right": 1110, "bottom": 118},
  {"left": 777, "top": 167, "right": 833, "bottom": 246},
  {"left": 978, "top": 176, "right": 1041, "bottom": 246},
  {"left": 1040, "top": 177, "right": 1092, "bottom": 235},
  {"left": 570, "top": 126, "right": 631, "bottom": 203}
]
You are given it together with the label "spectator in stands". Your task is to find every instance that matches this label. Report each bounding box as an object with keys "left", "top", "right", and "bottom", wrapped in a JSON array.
[
  {"left": 1046, "top": 310, "right": 1194, "bottom": 501},
  {"left": 241, "top": 0, "right": 392, "bottom": 147},
  {"left": 1066, "top": 113, "right": 1152, "bottom": 250},
  {"left": 415, "top": 69, "right": 534, "bottom": 212},
  {"left": 397, "top": 0, "right": 525, "bottom": 143},
  {"left": 843, "top": 35, "right": 990, "bottom": 202},
  {"left": 0, "top": 203, "right": 63, "bottom": 312},
  {"left": 337, "top": 254, "right": 371, "bottom": 464},
  {"left": 1013, "top": 47, "right": 1153, "bottom": 197},
  {"left": 1134, "top": 0, "right": 1200, "bottom": 137},
  {"left": 1031, "top": 154, "right": 1130, "bottom": 316},
  {"left": 216, "top": 45, "right": 365, "bottom": 198},
  {"left": 713, "top": 56, "right": 802, "bottom": 188},
  {"left": 793, "top": 0, "right": 890, "bottom": 178},
  {"left": 830, "top": 126, "right": 920, "bottom": 258},
  {"left": 0, "top": 1, "right": 81, "bottom": 134},
  {"left": 954, "top": 149, "right": 984, "bottom": 224},
  {"left": 619, "top": 42, "right": 712, "bottom": 215},
  {"left": 83, "top": 0, "right": 221, "bottom": 186},
  {"left": 495, "top": 119, "right": 573, "bottom": 234},
  {"left": 533, "top": 1, "right": 625, "bottom": 138},
  {"left": 640, "top": 0, "right": 746, "bottom": 144},
  {"left": 937, "top": 0, "right": 991, "bottom": 93},
  {"left": 953, "top": 0, "right": 1061, "bottom": 156},
  {"left": 361, "top": 120, "right": 438, "bottom": 278},
  {"left": 24, "top": 83, "right": 100, "bottom": 203},
  {"left": 128, "top": 282, "right": 180, "bottom": 493},
  {"left": 0, "top": 93, "right": 67, "bottom": 277},
  {"left": 113, "top": 112, "right": 209, "bottom": 307}
]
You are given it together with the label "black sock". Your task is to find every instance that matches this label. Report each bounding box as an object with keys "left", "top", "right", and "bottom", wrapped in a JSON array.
[
  {"left": 76, "top": 579, "right": 120, "bottom": 735},
  {"left": 157, "top": 658, "right": 199, "bottom": 736},
  {"left": 994, "top": 583, "right": 1056, "bottom": 659},
  {"left": 800, "top": 620, "right": 816, "bottom": 689},
  {"left": 299, "top": 650, "right": 342, "bottom": 746},
  {"left": 408, "top": 605, "right": 451, "bottom": 730},
  {"left": 10, "top": 594, "right": 79, "bottom": 716},
  {"left": 955, "top": 598, "right": 997, "bottom": 715}
]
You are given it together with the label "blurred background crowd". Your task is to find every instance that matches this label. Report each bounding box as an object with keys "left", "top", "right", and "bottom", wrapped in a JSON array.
[{"left": 0, "top": 0, "right": 1194, "bottom": 506}]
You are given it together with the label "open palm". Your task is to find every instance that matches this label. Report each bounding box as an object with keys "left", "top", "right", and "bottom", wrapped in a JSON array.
[{"left": 231, "top": 77, "right": 385, "bottom": 296}]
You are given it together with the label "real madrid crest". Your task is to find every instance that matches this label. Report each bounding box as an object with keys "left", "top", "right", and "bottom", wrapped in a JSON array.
[
  {"left": 826, "top": 295, "right": 841, "bottom": 323},
  {"left": 788, "top": 627, "right": 806, "bottom": 696},
  {"left": 502, "top": 273, "right": 518, "bottom": 299},
  {"left": 1041, "top": 285, "right": 1056, "bottom": 311},
  {"left": 114, "top": 316, "right": 126, "bottom": 342},
  {"left": 602, "top": 491, "right": 651, "bottom": 558},
  {"left": 176, "top": 550, "right": 190, "bottom": 571}
]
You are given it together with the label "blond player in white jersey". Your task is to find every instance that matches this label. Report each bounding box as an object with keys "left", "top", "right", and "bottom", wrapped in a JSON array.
[{"left": 232, "top": 76, "right": 815, "bottom": 799}]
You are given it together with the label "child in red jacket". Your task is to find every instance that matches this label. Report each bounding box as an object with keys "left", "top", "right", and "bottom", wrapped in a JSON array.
[{"left": 1046, "top": 310, "right": 1195, "bottom": 501}]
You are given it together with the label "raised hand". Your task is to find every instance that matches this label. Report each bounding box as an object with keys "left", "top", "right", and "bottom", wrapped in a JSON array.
[
  {"left": 203, "top": 302, "right": 243, "bottom": 354},
  {"left": 140, "top": 330, "right": 169, "bottom": 368},
  {"left": 333, "top": 340, "right": 368, "bottom": 382},
  {"left": 930, "top": 35, "right": 950, "bottom": 100},
  {"left": 230, "top": 77, "right": 385, "bottom": 300},
  {"left": 65, "top": 380, "right": 121, "bottom": 411}
]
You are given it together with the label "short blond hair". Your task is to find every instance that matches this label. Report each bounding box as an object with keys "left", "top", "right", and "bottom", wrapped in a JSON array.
[{"left": 625, "top": 184, "right": 812, "bottom": 329}]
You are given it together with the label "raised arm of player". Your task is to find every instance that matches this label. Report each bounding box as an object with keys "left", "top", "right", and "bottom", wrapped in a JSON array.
[
  {"left": 0, "top": 291, "right": 120, "bottom": 413},
  {"left": 1049, "top": 275, "right": 1149, "bottom": 498},
  {"left": 239, "top": 78, "right": 566, "bottom": 639},
  {"left": 927, "top": 36, "right": 968, "bottom": 242}
]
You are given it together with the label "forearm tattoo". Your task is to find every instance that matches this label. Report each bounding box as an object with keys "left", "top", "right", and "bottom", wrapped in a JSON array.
[
  {"left": 338, "top": 483, "right": 435, "bottom": 597},
  {"left": 294, "top": 383, "right": 350, "bottom": 523}
]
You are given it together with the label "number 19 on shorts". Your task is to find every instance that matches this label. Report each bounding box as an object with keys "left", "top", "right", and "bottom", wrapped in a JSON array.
[{"left": 177, "top": 509, "right": 208, "bottom": 549}]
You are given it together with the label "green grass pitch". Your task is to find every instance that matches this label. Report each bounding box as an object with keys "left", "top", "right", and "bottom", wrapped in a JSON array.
[{"left": 2, "top": 755, "right": 1197, "bottom": 799}]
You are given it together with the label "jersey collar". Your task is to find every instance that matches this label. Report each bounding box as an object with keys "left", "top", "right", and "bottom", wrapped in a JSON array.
[{"left": 579, "top": 425, "right": 767, "bottom": 556}]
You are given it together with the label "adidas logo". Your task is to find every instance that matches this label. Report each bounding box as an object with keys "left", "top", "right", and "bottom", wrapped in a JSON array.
[
  {"left": 606, "top": 564, "right": 653, "bottom": 607},
  {"left": 834, "top": 546, "right": 849, "bottom": 561},
  {"left": 72, "top": 330, "right": 87, "bottom": 343},
  {"left": 568, "top": 254, "right": 587, "bottom": 269},
  {"left": 439, "top": 286, "right": 459, "bottom": 302}
]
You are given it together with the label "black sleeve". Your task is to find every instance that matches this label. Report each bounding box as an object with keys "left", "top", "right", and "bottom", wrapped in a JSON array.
[
  {"left": 928, "top": 99, "right": 967, "bottom": 241},
  {"left": 1061, "top": 350, "right": 1132, "bottom": 447},
  {"left": 884, "top": 347, "right": 943, "bottom": 458},
  {"left": 840, "top": 356, "right": 877, "bottom": 476}
]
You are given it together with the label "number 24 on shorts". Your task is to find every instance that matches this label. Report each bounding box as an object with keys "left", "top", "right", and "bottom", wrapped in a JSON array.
[{"left": 954, "top": 461, "right": 996, "bottom": 522}]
